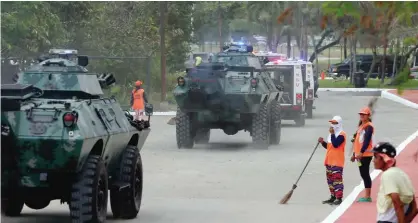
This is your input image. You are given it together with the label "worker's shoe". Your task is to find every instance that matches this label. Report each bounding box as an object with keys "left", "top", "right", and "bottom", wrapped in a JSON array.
[
  {"left": 357, "top": 197, "right": 372, "bottom": 202},
  {"left": 332, "top": 198, "right": 342, "bottom": 205},
  {"left": 322, "top": 196, "right": 335, "bottom": 204}
]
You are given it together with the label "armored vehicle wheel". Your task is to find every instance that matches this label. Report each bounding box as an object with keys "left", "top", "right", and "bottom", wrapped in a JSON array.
[
  {"left": 195, "top": 129, "right": 210, "bottom": 144},
  {"left": 110, "top": 146, "right": 143, "bottom": 219},
  {"left": 295, "top": 114, "right": 306, "bottom": 127},
  {"left": 70, "top": 155, "right": 108, "bottom": 223},
  {"left": 269, "top": 101, "right": 281, "bottom": 145},
  {"left": 251, "top": 104, "right": 270, "bottom": 148},
  {"left": 1, "top": 189, "right": 24, "bottom": 216},
  {"left": 176, "top": 107, "right": 194, "bottom": 149},
  {"left": 306, "top": 103, "right": 313, "bottom": 119}
]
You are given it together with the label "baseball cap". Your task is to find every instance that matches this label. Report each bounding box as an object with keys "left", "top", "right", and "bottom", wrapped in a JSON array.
[
  {"left": 372, "top": 142, "right": 397, "bottom": 158},
  {"left": 359, "top": 107, "right": 371, "bottom": 115}
]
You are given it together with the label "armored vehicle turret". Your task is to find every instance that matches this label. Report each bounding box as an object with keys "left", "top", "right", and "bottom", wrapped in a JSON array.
[
  {"left": 1, "top": 50, "right": 153, "bottom": 222},
  {"left": 173, "top": 60, "right": 283, "bottom": 149}
]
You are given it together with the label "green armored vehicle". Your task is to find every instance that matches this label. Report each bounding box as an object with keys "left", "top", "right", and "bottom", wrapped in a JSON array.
[
  {"left": 173, "top": 44, "right": 283, "bottom": 149},
  {"left": 1, "top": 49, "right": 153, "bottom": 222}
]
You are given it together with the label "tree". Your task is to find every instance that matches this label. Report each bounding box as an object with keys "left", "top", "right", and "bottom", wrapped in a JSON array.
[{"left": 247, "top": 1, "right": 285, "bottom": 52}]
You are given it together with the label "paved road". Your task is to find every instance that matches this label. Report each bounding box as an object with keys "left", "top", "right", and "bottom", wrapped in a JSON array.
[{"left": 3, "top": 92, "right": 418, "bottom": 223}]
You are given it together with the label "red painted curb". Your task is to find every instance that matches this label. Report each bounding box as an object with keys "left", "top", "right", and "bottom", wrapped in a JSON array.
[{"left": 388, "top": 90, "right": 418, "bottom": 104}]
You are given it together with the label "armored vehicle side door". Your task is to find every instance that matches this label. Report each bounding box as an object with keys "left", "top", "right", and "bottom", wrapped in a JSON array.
[{"left": 92, "top": 99, "right": 131, "bottom": 163}]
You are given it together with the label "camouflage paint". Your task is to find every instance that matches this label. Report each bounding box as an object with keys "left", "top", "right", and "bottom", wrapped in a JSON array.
[
  {"left": 173, "top": 67, "right": 282, "bottom": 124},
  {"left": 16, "top": 58, "right": 104, "bottom": 95},
  {"left": 2, "top": 58, "right": 151, "bottom": 189}
]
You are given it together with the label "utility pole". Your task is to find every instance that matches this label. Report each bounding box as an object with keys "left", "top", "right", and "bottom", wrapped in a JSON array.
[
  {"left": 159, "top": 1, "right": 167, "bottom": 102},
  {"left": 218, "top": 2, "right": 223, "bottom": 52}
]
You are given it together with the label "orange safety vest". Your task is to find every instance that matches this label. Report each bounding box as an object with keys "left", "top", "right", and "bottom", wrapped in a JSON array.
[
  {"left": 324, "top": 131, "right": 346, "bottom": 167},
  {"left": 353, "top": 122, "right": 374, "bottom": 157},
  {"left": 132, "top": 89, "right": 145, "bottom": 110}
]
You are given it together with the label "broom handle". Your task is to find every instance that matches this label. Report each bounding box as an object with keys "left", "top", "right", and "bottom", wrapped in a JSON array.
[{"left": 294, "top": 142, "right": 320, "bottom": 185}]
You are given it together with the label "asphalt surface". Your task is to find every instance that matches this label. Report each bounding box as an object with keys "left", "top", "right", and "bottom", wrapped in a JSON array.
[{"left": 3, "top": 92, "right": 418, "bottom": 223}]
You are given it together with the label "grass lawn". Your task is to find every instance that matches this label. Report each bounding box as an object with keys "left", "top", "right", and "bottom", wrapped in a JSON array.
[{"left": 319, "top": 78, "right": 418, "bottom": 89}]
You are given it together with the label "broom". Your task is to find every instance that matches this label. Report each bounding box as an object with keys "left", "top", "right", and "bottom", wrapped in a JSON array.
[{"left": 280, "top": 142, "right": 320, "bottom": 204}]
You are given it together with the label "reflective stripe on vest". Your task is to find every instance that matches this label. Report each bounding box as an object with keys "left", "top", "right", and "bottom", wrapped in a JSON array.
[
  {"left": 353, "top": 122, "right": 374, "bottom": 156},
  {"left": 324, "top": 131, "right": 346, "bottom": 167}
]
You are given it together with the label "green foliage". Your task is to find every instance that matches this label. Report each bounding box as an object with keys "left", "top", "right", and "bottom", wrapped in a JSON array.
[
  {"left": 395, "top": 66, "right": 414, "bottom": 94},
  {"left": 1, "top": 1, "right": 195, "bottom": 105}
]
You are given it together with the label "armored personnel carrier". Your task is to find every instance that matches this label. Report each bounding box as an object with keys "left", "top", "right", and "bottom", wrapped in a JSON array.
[
  {"left": 1, "top": 49, "right": 153, "bottom": 222},
  {"left": 173, "top": 45, "right": 283, "bottom": 149}
]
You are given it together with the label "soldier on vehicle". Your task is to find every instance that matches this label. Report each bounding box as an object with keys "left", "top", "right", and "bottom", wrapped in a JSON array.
[{"left": 131, "top": 80, "right": 148, "bottom": 121}]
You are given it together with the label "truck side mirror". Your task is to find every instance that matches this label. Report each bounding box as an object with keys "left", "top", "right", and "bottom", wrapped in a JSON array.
[
  {"left": 97, "top": 73, "right": 116, "bottom": 88},
  {"left": 78, "top": 55, "right": 89, "bottom": 67}
]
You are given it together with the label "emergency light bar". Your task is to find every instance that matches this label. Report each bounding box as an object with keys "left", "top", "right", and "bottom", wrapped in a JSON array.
[{"left": 49, "top": 49, "right": 78, "bottom": 55}]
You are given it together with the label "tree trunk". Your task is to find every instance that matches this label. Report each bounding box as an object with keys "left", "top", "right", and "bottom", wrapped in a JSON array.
[
  {"left": 343, "top": 37, "right": 347, "bottom": 59},
  {"left": 349, "top": 36, "right": 353, "bottom": 83},
  {"left": 159, "top": 1, "right": 167, "bottom": 101},
  {"left": 286, "top": 33, "right": 291, "bottom": 58},
  {"left": 365, "top": 46, "right": 377, "bottom": 84},
  {"left": 309, "top": 35, "right": 342, "bottom": 62},
  {"left": 352, "top": 36, "right": 357, "bottom": 75},
  {"left": 390, "top": 38, "right": 399, "bottom": 82},
  {"left": 218, "top": 2, "right": 223, "bottom": 52}
]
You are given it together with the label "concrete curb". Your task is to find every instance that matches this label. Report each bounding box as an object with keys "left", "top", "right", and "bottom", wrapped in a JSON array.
[
  {"left": 381, "top": 90, "right": 418, "bottom": 110},
  {"left": 318, "top": 88, "right": 392, "bottom": 92},
  {"left": 130, "top": 111, "right": 176, "bottom": 116}
]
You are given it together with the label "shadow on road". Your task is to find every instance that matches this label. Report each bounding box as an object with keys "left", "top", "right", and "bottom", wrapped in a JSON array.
[{"left": 206, "top": 142, "right": 250, "bottom": 151}]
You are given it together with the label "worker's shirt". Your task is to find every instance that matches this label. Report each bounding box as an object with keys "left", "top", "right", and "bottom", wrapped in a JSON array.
[{"left": 376, "top": 167, "right": 415, "bottom": 222}]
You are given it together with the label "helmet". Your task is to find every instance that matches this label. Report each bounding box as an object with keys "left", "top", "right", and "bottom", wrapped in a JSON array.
[{"left": 135, "top": 80, "right": 142, "bottom": 86}]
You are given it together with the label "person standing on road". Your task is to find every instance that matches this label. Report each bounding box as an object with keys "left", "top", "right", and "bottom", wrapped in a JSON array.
[
  {"left": 372, "top": 142, "right": 418, "bottom": 223},
  {"left": 131, "top": 80, "right": 148, "bottom": 121},
  {"left": 318, "top": 115, "right": 347, "bottom": 205},
  {"left": 352, "top": 107, "right": 375, "bottom": 202}
]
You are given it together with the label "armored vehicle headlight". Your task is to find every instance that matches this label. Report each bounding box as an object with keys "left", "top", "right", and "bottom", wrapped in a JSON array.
[{"left": 63, "top": 112, "right": 78, "bottom": 127}]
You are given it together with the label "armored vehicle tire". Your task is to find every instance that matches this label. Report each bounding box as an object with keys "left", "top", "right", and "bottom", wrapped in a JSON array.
[
  {"left": 176, "top": 107, "right": 194, "bottom": 149},
  {"left": 70, "top": 155, "right": 108, "bottom": 223},
  {"left": 269, "top": 101, "right": 281, "bottom": 145},
  {"left": 110, "top": 146, "right": 143, "bottom": 219},
  {"left": 295, "top": 114, "right": 306, "bottom": 127},
  {"left": 1, "top": 190, "right": 24, "bottom": 216},
  {"left": 306, "top": 103, "right": 313, "bottom": 119},
  {"left": 252, "top": 104, "right": 270, "bottom": 148},
  {"left": 195, "top": 129, "right": 210, "bottom": 144}
]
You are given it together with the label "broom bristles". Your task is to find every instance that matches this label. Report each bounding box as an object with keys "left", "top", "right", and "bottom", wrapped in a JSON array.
[{"left": 279, "top": 189, "right": 294, "bottom": 204}]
